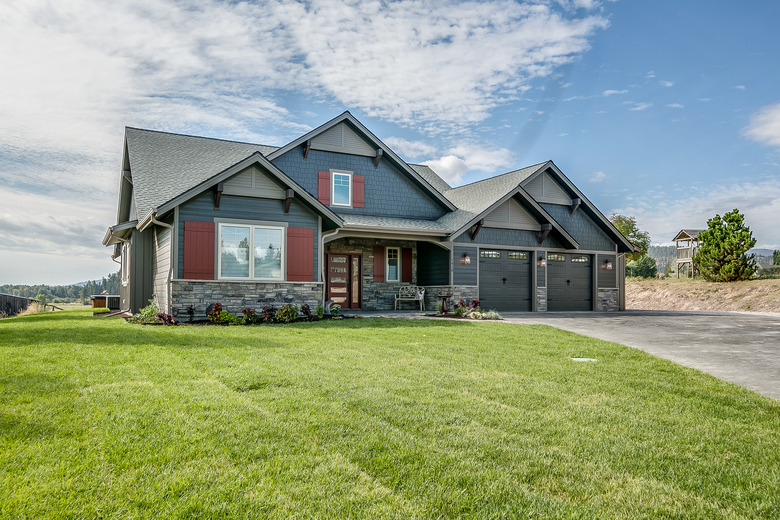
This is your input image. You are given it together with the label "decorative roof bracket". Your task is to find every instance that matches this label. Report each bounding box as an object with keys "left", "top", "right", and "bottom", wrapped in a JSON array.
[
  {"left": 471, "top": 219, "right": 484, "bottom": 241},
  {"left": 284, "top": 189, "right": 294, "bottom": 214},
  {"left": 538, "top": 223, "right": 552, "bottom": 244},
  {"left": 303, "top": 139, "right": 312, "bottom": 159},
  {"left": 214, "top": 182, "right": 224, "bottom": 210},
  {"left": 570, "top": 197, "right": 581, "bottom": 215},
  {"left": 374, "top": 148, "right": 383, "bottom": 168}
]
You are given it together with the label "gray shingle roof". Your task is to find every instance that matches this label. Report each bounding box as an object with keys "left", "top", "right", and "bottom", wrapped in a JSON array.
[
  {"left": 409, "top": 164, "right": 451, "bottom": 194},
  {"left": 341, "top": 214, "right": 450, "bottom": 233},
  {"left": 126, "top": 128, "right": 278, "bottom": 220},
  {"left": 435, "top": 163, "right": 546, "bottom": 231}
]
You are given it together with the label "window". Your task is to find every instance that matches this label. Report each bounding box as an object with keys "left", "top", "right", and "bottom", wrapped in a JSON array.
[
  {"left": 386, "top": 247, "right": 399, "bottom": 281},
  {"left": 480, "top": 250, "right": 501, "bottom": 258},
  {"left": 572, "top": 255, "right": 589, "bottom": 263},
  {"left": 547, "top": 253, "right": 565, "bottom": 262},
  {"left": 219, "top": 223, "right": 283, "bottom": 280},
  {"left": 332, "top": 171, "right": 352, "bottom": 206},
  {"left": 508, "top": 252, "right": 528, "bottom": 260}
]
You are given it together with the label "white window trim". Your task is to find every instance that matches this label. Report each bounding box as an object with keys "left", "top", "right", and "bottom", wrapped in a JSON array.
[
  {"left": 330, "top": 169, "right": 353, "bottom": 207},
  {"left": 217, "top": 222, "right": 286, "bottom": 281},
  {"left": 386, "top": 246, "right": 400, "bottom": 282},
  {"left": 121, "top": 243, "right": 130, "bottom": 286}
]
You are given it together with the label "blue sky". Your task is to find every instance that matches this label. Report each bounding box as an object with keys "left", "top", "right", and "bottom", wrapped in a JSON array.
[{"left": 2, "top": 0, "right": 780, "bottom": 284}]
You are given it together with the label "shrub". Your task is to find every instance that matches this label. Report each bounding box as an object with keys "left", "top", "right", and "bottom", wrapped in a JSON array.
[
  {"left": 261, "top": 305, "right": 276, "bottom": 323},
  {"left": 186, "top": 306, "right": 195, "bottom": 324},
  {"left": 242, "top": 308, "right": 259, "bottom": 325},
  {"left": 436, "top": 301, "right": 444, "bottom": 314},
  {"left": 219, "top": 311, "right": 243, "bottom": 326},
  {"left": 207, "top": 303, "right": 223, "bottom": 324},
  {"left": 330, "top": 304, "right": 341, "bottom": 317},
  {"left": 156, "top": 312, "right": 178, "bottom": 326},
  {"left": 470, "top": 299, "right": 480, "bottom": 309},
  {"left": 275, "top": 304, "right": 299, "bottom": 324},
  {"left": 454, "top": 305, "right": 466, "bottom": 317},
  {"left": 300, "top": 304, "right": 312, "bottom": 321},
  {"left": 129, "top": 299, "right": 160, "bottom": 324},
  {"left": 315, "top": 304, "right": 325, "bottom": 319}
]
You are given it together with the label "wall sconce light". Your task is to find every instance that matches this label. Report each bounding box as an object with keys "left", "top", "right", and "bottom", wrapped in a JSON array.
[
  {"left": 538, "top": 256, "right": 546, "bottom": 268},
  {"left": 461, "top": 252, "right": 471, "bottom": 265},
  {"left": 603, "top": 259, "right": 613, "bottom": 270}
]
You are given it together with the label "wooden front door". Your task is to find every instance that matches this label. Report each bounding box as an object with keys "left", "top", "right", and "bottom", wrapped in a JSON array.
[{"left": 327, "top": 254, "right": 362, "bottom": 309}]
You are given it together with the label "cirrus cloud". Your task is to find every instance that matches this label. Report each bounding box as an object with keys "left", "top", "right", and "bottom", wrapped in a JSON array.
[{"left": 743, "top": 102, "right": 780, "bottom": 148}]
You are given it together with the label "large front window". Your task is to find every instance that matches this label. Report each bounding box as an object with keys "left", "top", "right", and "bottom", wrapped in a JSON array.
[
  {"left": 332, "top": 171, "right": 352, "bottom": 206},
  {"left": 219, "top": 224, "right": 283, "bottom": 279}
]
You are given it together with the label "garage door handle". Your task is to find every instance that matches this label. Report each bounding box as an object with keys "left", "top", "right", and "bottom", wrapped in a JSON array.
[
  {"left": 567, "top": 279, "right": 571, "bottom": 286},
  {"left": 502, "top": 277, "right": 507, "bottom": 284}
]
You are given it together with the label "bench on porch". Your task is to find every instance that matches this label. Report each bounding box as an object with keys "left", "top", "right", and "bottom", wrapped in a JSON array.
[{"left": 394, "top": 286, "right": 425, "bottom": 311}]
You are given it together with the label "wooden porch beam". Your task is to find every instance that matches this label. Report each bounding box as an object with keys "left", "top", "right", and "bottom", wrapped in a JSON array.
[
  {"left": 570, "top": 197, "right": 581, "bottom": 215},
  {"left": 303, "top": 139, "right": 312, "bottom": 159},
  {"left": 374, "top": 148, "right": 383, "bottom": 168}
]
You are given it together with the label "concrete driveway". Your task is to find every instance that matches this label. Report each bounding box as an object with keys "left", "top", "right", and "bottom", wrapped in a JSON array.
[{"left": 501, "top": 310, "right": 780, "bottom": 400}]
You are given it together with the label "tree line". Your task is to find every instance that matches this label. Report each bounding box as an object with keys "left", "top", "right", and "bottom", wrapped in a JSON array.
[{"left": 0, "top": 271, "right": 121, "bottom": 303}]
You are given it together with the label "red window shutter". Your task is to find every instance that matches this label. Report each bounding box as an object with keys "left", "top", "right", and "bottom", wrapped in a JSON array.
[
  {"left": 353, "top": 174, "right": 365, "bottom": 208},
  {"left": 183, "top": 221, "right": 215, "bottom": 280},
  {"left": 287, "top": 227, "right": 313, "bottom": 281},
  {"left": 401, "top": 247, "right": 413, "bottom": 283},
  {"left": 373, "top": 246, "right": 385, "bottom": 282},
  {"left": 318, "top": 171, "right": 331, "bottom": 205}
]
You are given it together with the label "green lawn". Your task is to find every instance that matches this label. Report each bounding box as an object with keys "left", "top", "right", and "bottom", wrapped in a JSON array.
[{"left": 1, "top": 310, "right": 778, "bottom": 519}]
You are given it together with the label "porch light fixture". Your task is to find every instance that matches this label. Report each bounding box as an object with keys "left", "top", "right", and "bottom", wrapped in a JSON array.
[
  {"left": 461, "top": 252, "right": 471, "bottom": 265},
  {"left": 603, "top": 259, "right": 613, "bottom": 270},
  {"left": 538, "top": 255, "right": 547, "bottom": 268}
]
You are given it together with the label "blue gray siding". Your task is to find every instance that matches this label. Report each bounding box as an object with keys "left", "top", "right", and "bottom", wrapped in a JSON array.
[
  {"left": 272, "top": 149, "right": 447, "bottom": 219},
  {"left": 454, "top": 227, "right": 563, "bottom": 249},
  {"left": 453, "top": 245, "right": 477, "bottom": 285},
  {"left": 541, "top": 204, "right": 616, "bottom": 251},
  {"left": 176, "top": 193, "right": 320, "bottom": 281},
  {"left": 598, "top": 254, "right": 617, "bottom": 288},
  {"left": 417, "top": 241, "right": 450, "bottom": 286}
]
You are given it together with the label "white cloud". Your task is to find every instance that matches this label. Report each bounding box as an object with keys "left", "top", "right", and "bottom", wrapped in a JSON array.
[
  {"left": 666, "top": 103, "right": 685, "bottom": 109},
  {"left": 734, "top": 85, "right": 747, "bottom": 90},
  {"left": 612, "top": 180, "right": 780, "bottom": 248},
  {"left": 589, "top": 171, "right": 607, "bottom": 182},
  {"left": 382, "top": 137, "right": 437, "bottom": 160},
  {"left": 659, "top": 80, "right": 674, "bottom": 87},
  {"left": 645, "top": 70, "right": 656, "bottom": 78},
  {"left": 743, "top": 102, "right": 780, "bottom": 148},
  {"left": 423, "top": 142, "right": 514, "bottom": 184},
  {"left": 603, "top": 89, "right": 628, "bottom": 96},
  {"left": 627, "top": 102, "right": 653, "bottom": 111}
]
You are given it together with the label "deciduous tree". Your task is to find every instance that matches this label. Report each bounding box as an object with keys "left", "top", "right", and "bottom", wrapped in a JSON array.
[
  {"left": 609, "top": 214, "right": 650, "bottom": 261},
  {"left": 693, "top": 209, "right": 756, "bottom": 282}
]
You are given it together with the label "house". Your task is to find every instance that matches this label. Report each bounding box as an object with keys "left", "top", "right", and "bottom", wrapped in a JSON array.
[
  {"left": 672, "top": 229, "right": 703, "bottom": 278},
  {"left": 103, "top": 111, "right": 635, "bottom": 316},
  {"left": 0, "top": 293, "right": 39, "bottom": 317}
]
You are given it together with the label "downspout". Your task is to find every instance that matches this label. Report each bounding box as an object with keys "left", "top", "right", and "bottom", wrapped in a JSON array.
[
  {"left": 151, "top": 213, "right": 175, "bottom": 314},
  {"left": 114, "top": 236, "right": 131, "bottom": 313}
]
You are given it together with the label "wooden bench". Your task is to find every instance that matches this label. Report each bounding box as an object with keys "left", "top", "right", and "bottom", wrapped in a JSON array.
[{"left": 394, "top": 286, "right": 425, "bottom": 311}]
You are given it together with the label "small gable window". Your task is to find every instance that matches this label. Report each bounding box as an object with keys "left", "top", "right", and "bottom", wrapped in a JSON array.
[{"left": 332, "top": 171, "right": 352, "bottom": 207}]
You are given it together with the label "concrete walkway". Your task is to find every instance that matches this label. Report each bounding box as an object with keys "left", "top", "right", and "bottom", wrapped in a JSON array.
[{"left": 501, "top": 310, "right": 780, "bottom": 400}]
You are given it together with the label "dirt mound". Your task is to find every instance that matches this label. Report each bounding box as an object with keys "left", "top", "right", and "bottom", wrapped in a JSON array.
[{"left": 626, "top": 278, "right": 780, "bottom": 313}]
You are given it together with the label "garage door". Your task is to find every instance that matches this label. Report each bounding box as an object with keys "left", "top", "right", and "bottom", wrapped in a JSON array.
[
  {"left": 478, "top": 249, "right": 532, "bottom": 311},
  {"left": 547, "top": 253, "right": 592, "bottom": 311}
]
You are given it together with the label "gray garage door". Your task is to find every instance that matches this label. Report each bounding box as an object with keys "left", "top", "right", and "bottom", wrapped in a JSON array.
[
  {"left": 547, "top": 253, "right": 592, "bottom": 311},
  {"left": 478, "top": 249, "right": 532, "bottom": 311}
]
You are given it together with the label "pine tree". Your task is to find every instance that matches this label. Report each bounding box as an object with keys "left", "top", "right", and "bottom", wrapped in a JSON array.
[
  {"left": 693, "top": 209, "right": 756, "bottom": 282},
  {"left": 773, "top": 250, "right": 780, "bottom": 266}
]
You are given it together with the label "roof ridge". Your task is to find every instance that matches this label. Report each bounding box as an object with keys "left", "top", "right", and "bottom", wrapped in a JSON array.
[
  {"left": 125, "top": 126, "right": 279, "bottom": 149},
  {"left": 448, "top": 161, "right": 549, "bottom": 191}
]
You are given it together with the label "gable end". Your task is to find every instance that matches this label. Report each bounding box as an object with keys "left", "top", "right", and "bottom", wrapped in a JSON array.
[{"left": 311, "top": 122, "right": 376, "bottom": 157}]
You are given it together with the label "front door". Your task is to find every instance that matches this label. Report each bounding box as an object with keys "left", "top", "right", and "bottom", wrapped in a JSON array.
[{"left": 327, "top": 254, "right": 362, "bottom": 309}]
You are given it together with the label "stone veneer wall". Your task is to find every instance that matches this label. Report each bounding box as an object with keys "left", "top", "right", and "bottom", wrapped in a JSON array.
[
  {"left": 170, "top": 280, "right": 323, "bottom": 319},
  {"left": 597, "top": 288, "right": 620, "bottom": 312},
  {"left": 422, "top": 286, "right": 478, "bottom": 312},
  {"left": 536, "top": 287, "right": 547, "bottom": 312},
  {"left": 326, "top": 237, "right": 419, "bottom": 310}
]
